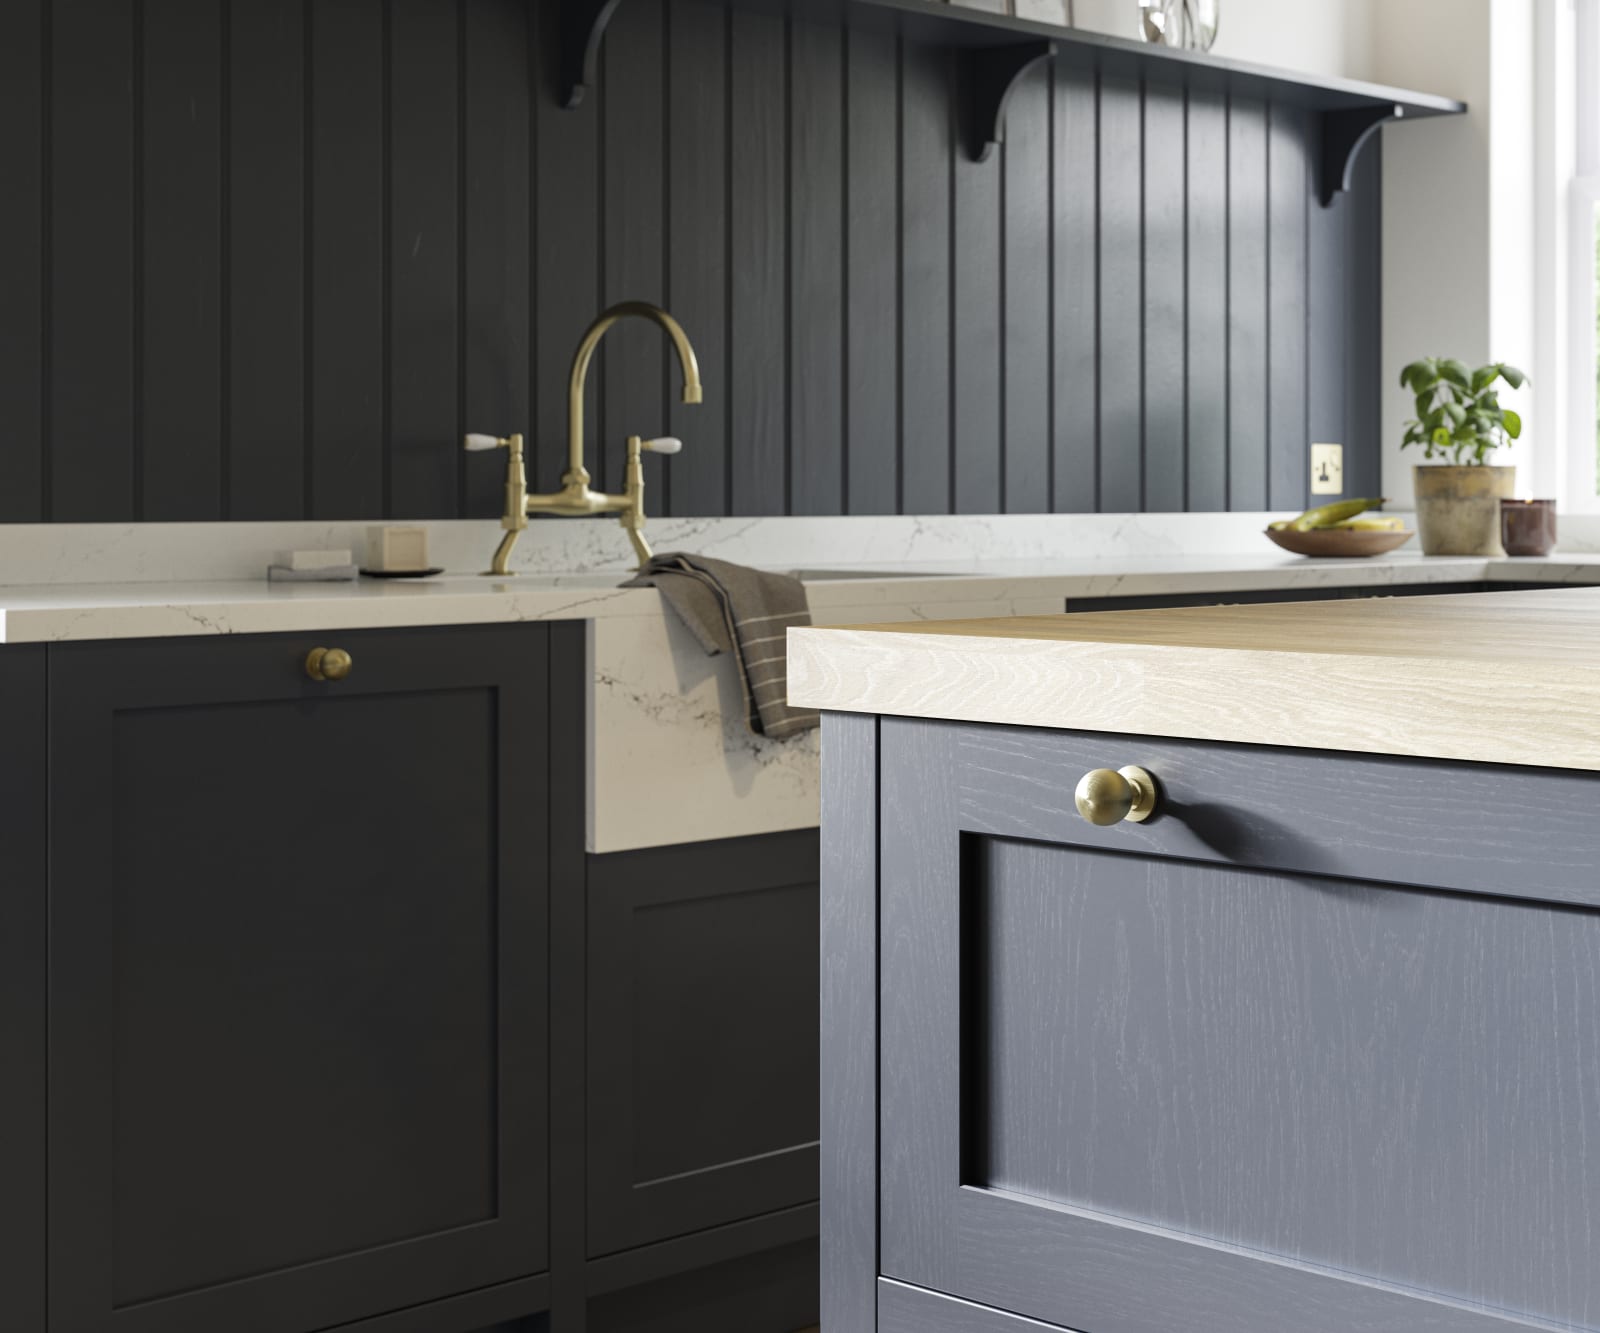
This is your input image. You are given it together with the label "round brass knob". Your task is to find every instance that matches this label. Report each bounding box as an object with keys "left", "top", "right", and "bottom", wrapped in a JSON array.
[
  {"left": 1073, "top": 765, "right": 1158, "bottom": 826},
  {"left": 305, "top": 647, "right": 353, "bottom": 682}
]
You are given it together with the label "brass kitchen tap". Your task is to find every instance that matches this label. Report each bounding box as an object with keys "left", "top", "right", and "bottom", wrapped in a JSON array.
[{"left": 465, "top": 301, "right": 703, "bottom": 574}]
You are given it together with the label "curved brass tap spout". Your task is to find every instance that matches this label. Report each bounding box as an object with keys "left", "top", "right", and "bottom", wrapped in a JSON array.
[
  {"left": 563, "top": 301, "right": 702, "bottom": 488},
  {"left": 465, "top": 302, "right": 702, "bottom": 575}
]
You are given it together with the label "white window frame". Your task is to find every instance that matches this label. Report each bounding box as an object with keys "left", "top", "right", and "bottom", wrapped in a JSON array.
[{"left": 1566, "top": 0, "right": 1600, "bottom": 509}]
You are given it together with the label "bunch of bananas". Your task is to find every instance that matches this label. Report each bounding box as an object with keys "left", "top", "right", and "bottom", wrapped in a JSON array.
[{"left": 1268, "top": 499, "right": 1403, "bottom": 533}]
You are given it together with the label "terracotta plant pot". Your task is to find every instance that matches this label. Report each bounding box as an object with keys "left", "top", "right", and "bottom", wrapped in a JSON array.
[{"left": 1413, "top": 465, "right": 1516, "bottom": 556}]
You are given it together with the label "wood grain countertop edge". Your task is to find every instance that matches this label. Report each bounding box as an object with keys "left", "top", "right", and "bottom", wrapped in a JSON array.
[{"left": 787, "top": 624, "right": 1600, "bottom": 772}]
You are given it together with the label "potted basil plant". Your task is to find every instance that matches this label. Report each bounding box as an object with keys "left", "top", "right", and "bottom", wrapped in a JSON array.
[{"left": 1399, "top": 358, "right": 1527, "bottom": 556}]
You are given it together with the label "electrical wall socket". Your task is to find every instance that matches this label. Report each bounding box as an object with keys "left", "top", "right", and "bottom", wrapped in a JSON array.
[{"left": 1311, "top": 443, "right": 1344, "bottom": 495}]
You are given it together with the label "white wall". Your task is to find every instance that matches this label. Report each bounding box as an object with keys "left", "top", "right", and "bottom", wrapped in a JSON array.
[
  {"left": 1371, "top": 1, "right": 1538, "bottom": 505},
  {"left": 1371, "top": 1, "right": 1494, "bottom": 504},
  {"left": 1076, "top": 0, "right": 1378, "bottom": 76},
  {"left": 1208, "top": 0, "right": 1376, "bottom": 81}
]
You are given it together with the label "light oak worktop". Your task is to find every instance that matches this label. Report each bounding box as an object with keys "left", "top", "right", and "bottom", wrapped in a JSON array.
[{"left": 788, "top": 586, "right": 1600, "bottom": 770}]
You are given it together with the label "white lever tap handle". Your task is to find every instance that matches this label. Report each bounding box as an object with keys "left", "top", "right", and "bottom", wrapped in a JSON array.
[
  {"left": 463, "top": 433, "right": 504, "bottom": 452},
  {"left": 641, "top": 437, "right": 683, "bottom": 455}
]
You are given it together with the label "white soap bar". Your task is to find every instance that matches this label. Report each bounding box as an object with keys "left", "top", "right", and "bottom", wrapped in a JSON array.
[
  {"left": 366, "top": 526, "right": 430, "bottom": 572},
  {"left": 280, "top": 548, "right": 353, "bottom": 572}
]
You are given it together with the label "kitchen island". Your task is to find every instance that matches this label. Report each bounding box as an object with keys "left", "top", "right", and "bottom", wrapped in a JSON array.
[{"left": 791, "top": 587, "right": 1600, "bottom": 1333}]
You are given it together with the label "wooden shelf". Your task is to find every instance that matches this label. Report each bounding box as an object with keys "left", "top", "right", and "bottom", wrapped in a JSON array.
[{"left": 557, "top": 0, "right": 1466, "bottom": 200}]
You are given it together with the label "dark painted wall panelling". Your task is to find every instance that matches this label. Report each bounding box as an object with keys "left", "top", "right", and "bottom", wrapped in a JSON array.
[{"left": 0, "top": 0, "right": 1381, "bottom": 522}]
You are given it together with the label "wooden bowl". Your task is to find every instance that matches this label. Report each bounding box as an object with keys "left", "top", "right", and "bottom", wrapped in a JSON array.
[{"left": 1265, "top": 527, "right": 1414, "bottom": 558}]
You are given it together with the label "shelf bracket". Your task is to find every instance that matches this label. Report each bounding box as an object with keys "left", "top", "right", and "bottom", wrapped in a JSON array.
[
  {"left": 1319, "top": 103, "right": 1404, "bottom": 206},
  {"left": 963, "top": 41, "right": 1055, "bottom": 164},
  {"left": 560, "top": 0, "right": 622, "bottom": 111}
]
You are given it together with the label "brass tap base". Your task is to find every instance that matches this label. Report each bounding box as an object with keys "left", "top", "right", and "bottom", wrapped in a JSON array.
[{"left": 483, "top": 528, "right": 522, "bottom": 577}]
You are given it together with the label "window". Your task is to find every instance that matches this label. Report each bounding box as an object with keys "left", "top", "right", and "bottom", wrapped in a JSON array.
[{"left": 1571, "top": 0, "right": 1600, "bottom": 505}]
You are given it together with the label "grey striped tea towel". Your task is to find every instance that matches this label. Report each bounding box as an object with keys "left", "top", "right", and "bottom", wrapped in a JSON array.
[{"left": 624, "top": 554, "right": 820, "bottom": 739}]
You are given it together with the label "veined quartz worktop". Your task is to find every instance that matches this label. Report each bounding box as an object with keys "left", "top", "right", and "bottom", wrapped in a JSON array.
[
  {"left": 790, "top": 584, "right": 1600, "bottom": 772},
  {"left": 0, "top": 574, "right": 658, "bottom": 643},
  {"left": 4, "top": 549, "right": 1600, "bottom": 643},
  {"left": 11, "top": 552, "right": 1600, "bottom": 850}
]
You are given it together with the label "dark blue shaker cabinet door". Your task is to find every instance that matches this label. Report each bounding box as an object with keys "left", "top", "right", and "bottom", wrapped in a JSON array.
[
  {"left": 47, "top": 627, "right": 551, "bottom": 1333},
  {"left": 879, "top": 718, "right": 1600, "bottom": 1333}
]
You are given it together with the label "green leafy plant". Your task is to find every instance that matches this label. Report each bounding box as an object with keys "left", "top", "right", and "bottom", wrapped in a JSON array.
[{"left": 1399, "top": 358, "right": 1527, "bottom": 465}]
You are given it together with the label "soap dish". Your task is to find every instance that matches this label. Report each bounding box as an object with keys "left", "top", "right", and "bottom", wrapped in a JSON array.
[{"left": 359, "top": 567, "right": 445, "bottom": 580}]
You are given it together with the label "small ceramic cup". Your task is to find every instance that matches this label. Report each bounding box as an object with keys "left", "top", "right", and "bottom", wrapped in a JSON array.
[{"left": 1499, "top": 499, "right": 1557, "bottom": 557}]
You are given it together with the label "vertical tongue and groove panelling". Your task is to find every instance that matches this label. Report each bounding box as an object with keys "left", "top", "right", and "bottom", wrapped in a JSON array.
[{"left": 0, "top": 0, "right": 1376, "bottom": 523}]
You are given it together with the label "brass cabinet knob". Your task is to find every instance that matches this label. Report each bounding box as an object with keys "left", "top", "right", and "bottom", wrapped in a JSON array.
[
  {"left": 1074, "top": 765, "right": 1158, "bottom": 826},
  {"left": 305, "top": 647, "right": 353, "bottom": 682}
]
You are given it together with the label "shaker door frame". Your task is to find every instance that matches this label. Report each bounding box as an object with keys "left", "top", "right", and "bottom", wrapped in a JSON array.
[
  {"left": 878, "top": 716, "right": 1600, "bottom": 1333},
  {"left": 47, "top": 626, "right": 551, "bottom": 1333},
  {"left": 0, "top": 647, "right": 47, "bottom": 1333},
  {"left": 585, "top": 830, "right": 822, "bottom": 1257}
]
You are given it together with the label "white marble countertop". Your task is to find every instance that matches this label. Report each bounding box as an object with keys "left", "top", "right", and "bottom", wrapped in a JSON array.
[
  {"left": 0, "top": 573, "right": 661, "bottom": 643},
  {"left": 6, "top": 551, "right": 1600, "bottom": 643},
  {"left": 800, "top": 551, "right": 1600, "bottom": 610}
]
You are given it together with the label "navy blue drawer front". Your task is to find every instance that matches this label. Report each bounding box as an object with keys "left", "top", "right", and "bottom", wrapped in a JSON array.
[{"left": 878, "top": 717, "right": 1600, "bottom": 1333}]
